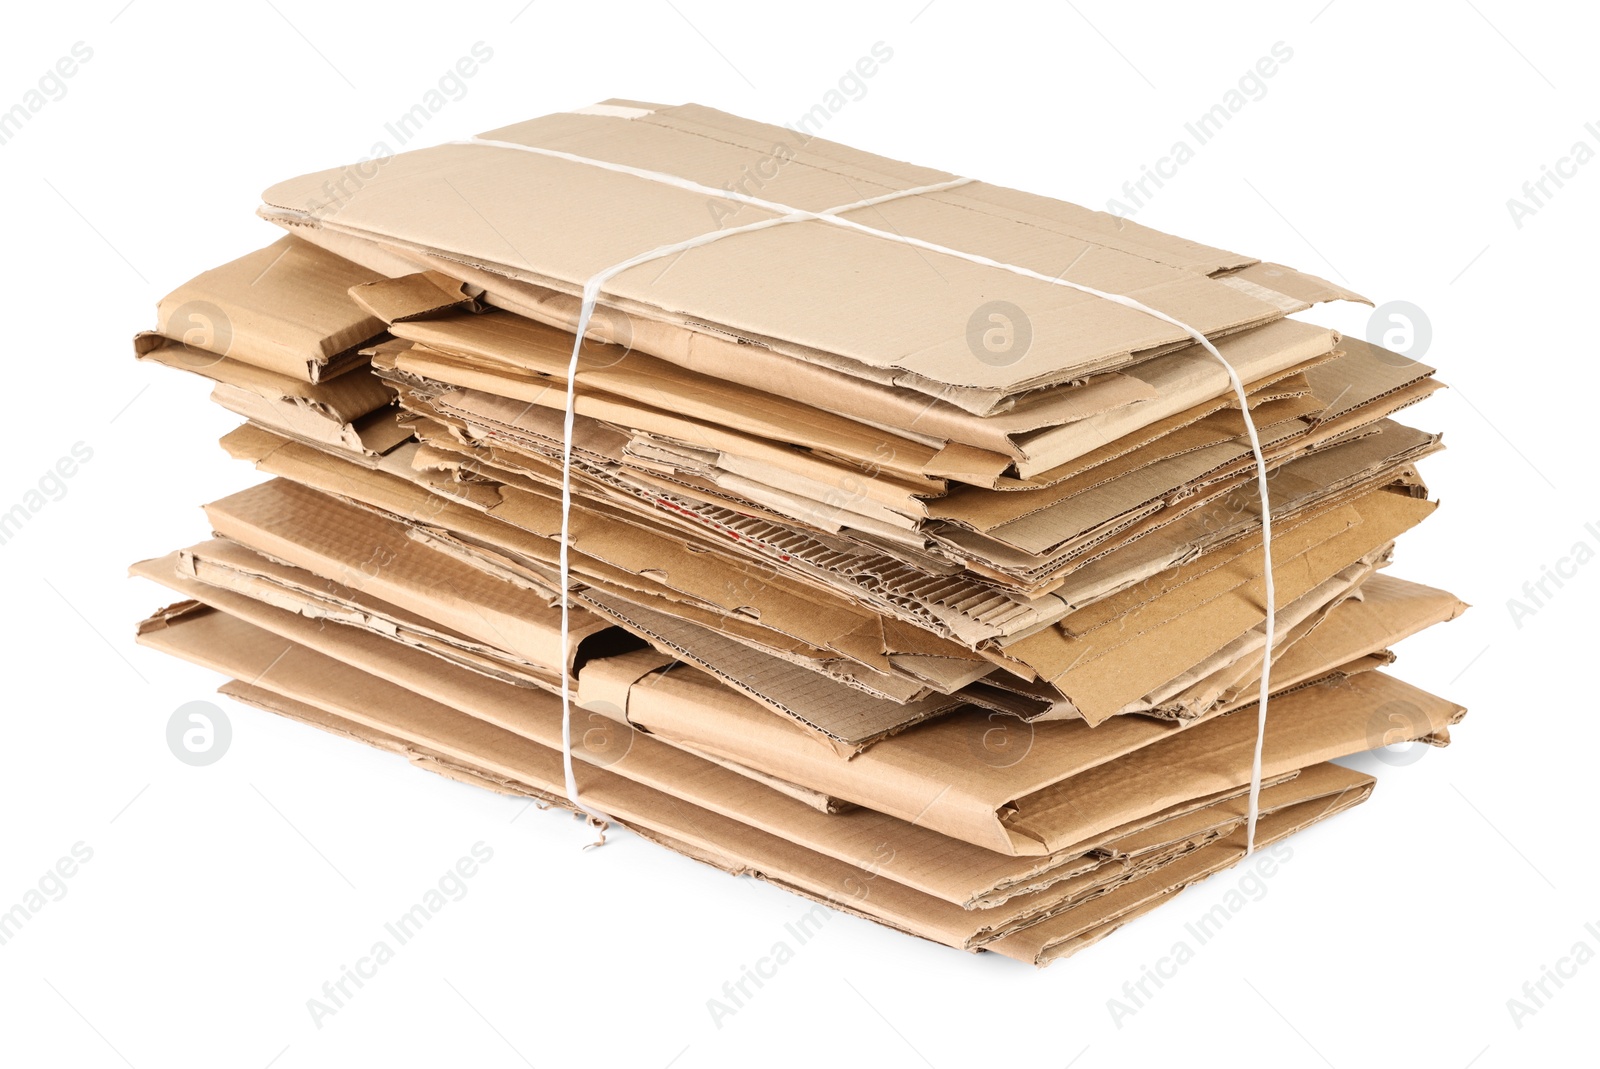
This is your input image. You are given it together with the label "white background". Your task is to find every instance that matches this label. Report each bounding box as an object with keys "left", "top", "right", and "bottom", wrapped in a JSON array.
[{"left": 2, "top": 1, "right": 1594, "bottom": 1065}]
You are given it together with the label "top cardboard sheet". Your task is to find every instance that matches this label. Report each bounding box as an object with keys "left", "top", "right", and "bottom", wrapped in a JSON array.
[{"left": 259, "top": 102, "right": 1363, "bottom": 406}]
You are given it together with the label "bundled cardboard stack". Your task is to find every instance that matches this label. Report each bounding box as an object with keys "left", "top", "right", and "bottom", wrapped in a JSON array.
[{"left": 131, "top": 102, "right": 1466, "bottom": 965}]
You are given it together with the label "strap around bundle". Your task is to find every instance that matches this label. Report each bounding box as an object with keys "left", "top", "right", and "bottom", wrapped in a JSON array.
[{"left": 452, "top": 135, "right": 1278, "bottom": 855}]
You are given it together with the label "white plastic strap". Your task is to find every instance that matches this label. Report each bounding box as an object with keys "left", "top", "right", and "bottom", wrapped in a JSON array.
[{"left": 454, "top": 136, "right": 1276, "bottom": 853}]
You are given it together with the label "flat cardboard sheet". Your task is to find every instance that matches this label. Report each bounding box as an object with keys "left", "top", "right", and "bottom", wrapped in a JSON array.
[{"left": 261, "top": 102, "right": 1363, "bottom": 410}]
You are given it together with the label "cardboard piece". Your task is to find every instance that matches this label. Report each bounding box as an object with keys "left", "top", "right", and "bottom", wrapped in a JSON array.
[
  {"left": 262, "top": 103, "right": 1364, "bottom": 411},
  {"left": 137, "top": 236, "right": 387, "bottom": 382},
  {"left": 134, "top": 593, "right": 1374, "bottom": 960},
  {"left": 127, "top": 102, "right": 1468, "bottom": 967}
]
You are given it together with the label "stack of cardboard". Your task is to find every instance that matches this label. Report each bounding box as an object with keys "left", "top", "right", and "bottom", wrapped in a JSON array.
[{"left": 130, "top": 102, "right": 1467, "bottom": 965}]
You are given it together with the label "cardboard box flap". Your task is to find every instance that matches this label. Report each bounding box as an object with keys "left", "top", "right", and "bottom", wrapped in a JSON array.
[
  {"left": 147, "top": 236, "right": 387, "bottom": 383},
  {"left": 1303, "top": 336, "right": 1438, "bottom": 423},
  {"left": 1006, "top": 322, "right": 1337, "bottom": 478},
  {"left": 1225, "top": 572, "right": 1467, "bottom": 698},
  {"left": 174, "top": 541, "right": 569, "bottom": 691},
  {"left": 137, "top": 339, "right": 394, "bottom": 424},
  {"left": 1218, "top": 260, "right": 1369, "bottom": 309},
  {"left": 1005, "top": 670, "right": 1460, "bottom": 854},
  {"left": 1009, "top": 488, "right": 1437, "bottom": 722},
  {"left": 576, "top": 589, "right": 967, "bottom": 753},
  {"left": 208, "top": 383, "right": 404, "bottom": 458},
  {"left": 990, "top": 780, "right": 1372, "bottom": 965},
  {"left": 202, "top": 478, "right": 606, "bottom": 677},
  {"left": 347, "top": 270, "right": 480, "bottom": 323},
  {"left": 1194, "top": 572, "right": 1465, "bottom": 718},
  {"left": 613, "top": 637, "right": 1456, "bottom": 855}
]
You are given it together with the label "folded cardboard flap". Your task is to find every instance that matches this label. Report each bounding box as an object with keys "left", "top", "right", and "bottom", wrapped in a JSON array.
[
  {"left": 611, "top": 651, "right": 1459, "bottom": 856},
  {"left": 1006, "top": 322, "right": 1338, "bottom": 477},
  {"left": 208, "top": 383, "right": 406, "bottom": 457},
  {"left": 575, "top": 587, "right": 967, "bottom": 754},
  {"left": 936, "top": 338, "right": 1432, "bottom": 540},
  {"left": 136, "top": 339, "right": 396, "bottom": 424},
  {"left": 177, "top": 538, "right": 571, "bottom": 691},
  {"left": 145, "top": 236, "right": 388, "bottom": 383},
  {"left": 202, "top": 477, "right": 609, "bottom": 678},
  {"left": 1024, "top": 487, "right": 1437, "bottom": 723},
  {"left": 996, "top": 781, "right": 1373, "bottom": 965},
  {"left": 1208, "top": 572, "right": 1468, "bottom": 715},
  {"left": 210, "top": 405, "right": 1448, "bottom": 740},
  {"left": 348, "top": 271, "right": 480, "bottom": 323}
]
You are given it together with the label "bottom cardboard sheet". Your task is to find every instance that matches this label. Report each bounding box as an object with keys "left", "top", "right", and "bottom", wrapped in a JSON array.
[{"left": 134, "top": 598, "right": 1374, "bottom": 965}]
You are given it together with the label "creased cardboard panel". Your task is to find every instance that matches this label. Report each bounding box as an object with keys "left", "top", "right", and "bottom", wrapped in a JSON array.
[
  {"left": 1012, "top": 487, "right": 1437, "bottom": 723},
  {"left": 987, "top": 784, "right": 1370, "bottom": 965},
  {"left": 178, "top": 537, "right": 574, "bottom": 692},
  {"left": 1198, "top": 572, "right": 1468, "bottom": 718},
  {"left": 137, "top": 339, "right": 395, "bottom": 424},
  {"left": 260, "top": 103, "right": 1362, "bottom": 406},
  {"left": 610, "top": 656, "right": 1458, "bottom": 855},
  {"left": 202, "top": 478, "right": 606, "bottom": 679},
  {"left": 352, "top": 273, "right": 1346, "bottom": 473},
  {"left": 140, "top": 236, "right": 386, "bottom": 382}
]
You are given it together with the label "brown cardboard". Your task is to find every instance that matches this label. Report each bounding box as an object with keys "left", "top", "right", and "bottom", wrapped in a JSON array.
[
  {"left": 220, "top": 661, "right": 1369, "bottom": 963},
  {"left": 210, "top": 384, "right": 408, "bottom": 457},
  {"left": 137, "top": 339, "right": 395, "bottom": 424},
  {"left": 201, "top": 478, "right": 609, "bottom": 680},
  {"left": 128, "top": 99, "right": 1464, "bottom": 973},
  {"left": 139, "top": 236, "right": 386, "bottom": 382},
  {"left": 214, "top": 413, "right": 1441, "bottom": 733},
  {"left": 131, "top": 577, "right": 1349, "bottom": 914},
  {"left": 987, "top": 786, "right": 1368, "bottom": 965},
  {"left": 133, "top": 591, "right": 1372, "bottom": 957},
  {"left": 607, "top": 655, "right": 1457, "bottom": 855},
  {"left": 262, "top": 104, "right": 1364, "bottom": 413},
  {"left": 926, "top": 340, "right": 1434, "bottom": 540},
  {"left": 1009, "top": 486, "right": 1437, "bottom": 723},
  {"left": 350, "top": 273, "right": 1344, "bottom": 475},
  {"left": 177, "top": 537, "right": 573, "bottom": 692},
  {"left": 1200, "top": 572, "right": 1468, "bottom": 718}
]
